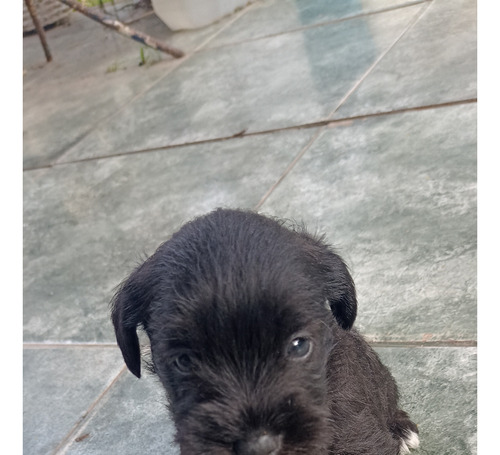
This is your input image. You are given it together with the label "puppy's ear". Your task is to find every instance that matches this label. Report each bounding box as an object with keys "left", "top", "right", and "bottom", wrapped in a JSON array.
[
  {"left": 299, "top": 232, "right": 357, "bottom": 330},
  {"left": 321, "top": 248, "right": 357, "bottom": 330},
  {"left": 111, "top": 257, "right": 158, "bottom": 378}
]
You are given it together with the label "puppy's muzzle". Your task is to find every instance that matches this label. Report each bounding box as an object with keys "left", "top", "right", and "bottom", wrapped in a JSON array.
[{"left": 234, "top": 430, "right": 283, "bottom": 455}]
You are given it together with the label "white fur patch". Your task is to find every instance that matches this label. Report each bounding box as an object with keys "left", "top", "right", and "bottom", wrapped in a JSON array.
[
  {"left": 404, "top": 430, "right": 420, "bottom": 449},
  {"left": 399, "top": 440, "right": 410, "bottom": 455},
  {"left": 399, "top": 430, "right": 420, "bottom": 454}
]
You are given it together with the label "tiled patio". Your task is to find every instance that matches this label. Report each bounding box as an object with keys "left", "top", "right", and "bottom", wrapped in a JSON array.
[{"left": 23, "top": 0, "right": 477, "bottom": 454}]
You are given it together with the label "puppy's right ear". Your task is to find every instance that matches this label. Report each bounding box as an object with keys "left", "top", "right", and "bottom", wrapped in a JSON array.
[
  {"left": 111, "top": 258, "right": 157, "bottom": 378},
  {"left": 297, "top": 231, "right": 357, "bottom": 330}
]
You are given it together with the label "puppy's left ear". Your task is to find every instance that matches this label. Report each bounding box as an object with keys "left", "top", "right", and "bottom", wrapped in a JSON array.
[
  {"left": 111, "top": 257, "right": 158, "bottom": 378},
  {"left": 299, "top": 233, "right": 357, "bottom": 330},
  {"left": 320, "top": 248, "right": 357, "bottom": 330}
]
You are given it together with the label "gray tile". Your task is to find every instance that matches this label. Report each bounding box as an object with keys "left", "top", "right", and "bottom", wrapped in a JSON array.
[
  {"left": 376, "top": 347, "right": 477, "bottom": 455},
  {"left": 23, "top": 9, "right": 247, "bottom": 169},
  {"left": 23, "top": 11, "right": 192, "bottom": 170},
  {"left": 65, "top": 347, "right": 476, "bottom": 455},
  {"left": 59, "top": 5, "right": 424, "bottom": 162},
  {"left": 209, "top": 0, "right": 426, "bottom": 48},
  {"left": 335, "top": 0, "right": 476, "bottom": 118},
  {"left": 23, "top": 63, "right": 177, "bottom": 169},
  {"left": 23, "top": 347, "right": 124, "bottom": 455},
  {"left": 261, "top": 104, "right": 476, "bottom": 342},
  {"left": 23, "top": 10, "right": 233, "bottom": 84},
  {"left": 64, "top": 370, "right": 178, "bottom": 455},
  {"left": 23, "top": 129, "right": 317, "bottom": 343},
  {"left": 24, "top": 13, "right": 171, "bottom": 86}
]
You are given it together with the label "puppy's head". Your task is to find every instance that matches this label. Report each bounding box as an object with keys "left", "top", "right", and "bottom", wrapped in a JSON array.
[{"left": 111, "top": 209, "right": 357, "bottom": 454}]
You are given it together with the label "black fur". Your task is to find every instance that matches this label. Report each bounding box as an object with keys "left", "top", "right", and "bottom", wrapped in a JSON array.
[{"left": 111, "top": 208, "right": 418, "bottom": 454}]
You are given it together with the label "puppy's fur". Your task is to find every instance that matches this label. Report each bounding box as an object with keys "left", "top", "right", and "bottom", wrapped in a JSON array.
[{"left": 111, "top": 208, "right": 419, "bottom": 455}]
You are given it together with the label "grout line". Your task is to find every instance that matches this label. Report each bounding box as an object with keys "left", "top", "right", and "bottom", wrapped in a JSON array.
[
  {"left": 22, "top": 120, "right": 330, "bottom": 171},
  {"left": 51, "top": 61, "right": 186, "bottom": 167},
  {"left": 51, "top": 1, "right": 259, "bottom": 168},
  {"left": 22, "top": 339, "right": 477, "bottom": 349},
  {"left": 328, "top": 0, "right": 432, "bottom": 118},
  {"left": 188, "top": 1, "right": 259, "bottom": 53},
  {"left": 252, "top": 97, "right": 475, "bottom": 208},
  {"left": 200, "top": 0, "right": 431, "bottom": 52},
  {"left": 34, "top": 0, "right": 426, "bottom": 169},
  {"left": 23, "top": 342, "right": 118, "bottom": 349},
  {"left": 253, "top": 0, "right": 433, "bottom": 209},
  {"left": 23, "top": 98, "right": 476, "bottom": 172},
  {"left": 368, "top": 340, "right": 477, "bottom": 348},
  {"left": 29, "top": 0, "right": 432, "bottom": 171},
  {"left": 45, "top": 339, "right": 475, "bottom": 454},
  {"left": 249, "top": 0, "right": 430, "bottom": 208},
  {"left": 331, "top": 98, "right": 477, "bottom": 123},
  {"left": 51, "top": 366, "right": 128, "bottom": 455},
  {"left": 253, "top": 127, "right": 325, "bottom": 210},
  {"left": 123, "top": 9, "right": 156, "bottom": 25}
]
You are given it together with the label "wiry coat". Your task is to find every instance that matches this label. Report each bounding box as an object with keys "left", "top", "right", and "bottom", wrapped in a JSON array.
[{"left": 111, "top": 208, "right": 419, "bottom": 455}]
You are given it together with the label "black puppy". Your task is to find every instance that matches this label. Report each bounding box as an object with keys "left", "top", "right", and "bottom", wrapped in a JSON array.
[{"left": 111, "top": 208, "right": 419, "bottom": 455}]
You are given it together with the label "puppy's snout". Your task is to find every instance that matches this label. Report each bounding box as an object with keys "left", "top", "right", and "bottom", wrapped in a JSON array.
[{"left": 234, "top": 431, "right": 283, "bottom": 455}]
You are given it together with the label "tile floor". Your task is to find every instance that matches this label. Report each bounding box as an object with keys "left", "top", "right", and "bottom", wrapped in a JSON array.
[{"left": 23, "top": 0, "right": 476, "bottom": 453}]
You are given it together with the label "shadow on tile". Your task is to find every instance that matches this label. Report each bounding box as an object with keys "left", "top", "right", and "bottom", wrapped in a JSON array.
[{"left": 208, "top": 0, "right": 423, "bottom": 47}]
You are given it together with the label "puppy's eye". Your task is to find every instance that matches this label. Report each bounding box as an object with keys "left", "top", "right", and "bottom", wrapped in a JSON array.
[
  {"left": 287, "top": 337, "right": 312, "bottom": 359},
  {"left": 172, "top": 354, "right": 192, "bottom": 374}
]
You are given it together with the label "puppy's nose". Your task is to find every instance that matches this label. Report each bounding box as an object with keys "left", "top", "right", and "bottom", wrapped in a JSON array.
[{"left": 234, "top": 431, "right": 282, "bottom": 455}]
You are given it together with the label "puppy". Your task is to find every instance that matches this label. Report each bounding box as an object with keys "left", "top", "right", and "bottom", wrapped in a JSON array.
[{"left": 111, "top": 208, "right": 419, "bottom": 455}]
